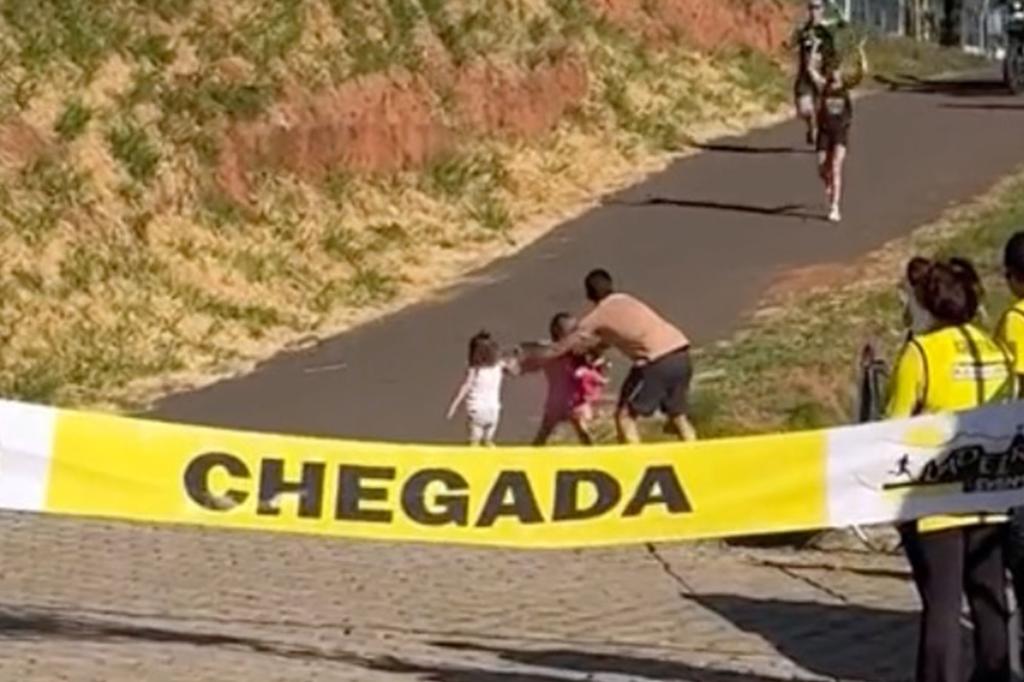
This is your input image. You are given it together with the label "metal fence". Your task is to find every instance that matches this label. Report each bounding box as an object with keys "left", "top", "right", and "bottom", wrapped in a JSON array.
[
  {"left": 844, "top": 0, "right": 907, "bottom": 35},
  {"left": 961, "top": 0, "right": 999, "bottom": 55},
  {"left": 834, "top": 0, "right": 1004, "bottom": 57}
]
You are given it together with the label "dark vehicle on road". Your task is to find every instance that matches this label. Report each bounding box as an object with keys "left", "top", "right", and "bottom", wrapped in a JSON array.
[{"left": 1006, "top": 0, "right": 1024, "bottom": 92}]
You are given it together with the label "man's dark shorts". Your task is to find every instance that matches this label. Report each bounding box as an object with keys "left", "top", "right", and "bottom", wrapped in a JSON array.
[{"left": 619, "top": 347, "right": 692, "bottom": 418}]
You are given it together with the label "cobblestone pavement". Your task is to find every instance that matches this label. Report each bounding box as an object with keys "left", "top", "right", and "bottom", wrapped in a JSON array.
[{"left": 0, "top": 512, "right": 923, "bottom": 681}]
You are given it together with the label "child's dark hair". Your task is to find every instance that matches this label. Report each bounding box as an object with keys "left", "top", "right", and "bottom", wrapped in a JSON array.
[
  {"left": 468, "top": 330, "right": 500, "bottom": 368},
  {"left": 911, "top": 257, "right": 983, "bottom": 327},
  {"left": 1005, "top": 231, "right": 1024, "bottom": 279},
  {"left": 582, "top": 347, "right": 605, "bottom": 367},
  {"left": 549, "top": 312, "right": 575, "bottom": 342}
]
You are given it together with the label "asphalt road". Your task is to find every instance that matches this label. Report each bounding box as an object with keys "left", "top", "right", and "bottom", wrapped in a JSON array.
[{"left": 153, "top": 73, "right": 1024, "bottom": 443}]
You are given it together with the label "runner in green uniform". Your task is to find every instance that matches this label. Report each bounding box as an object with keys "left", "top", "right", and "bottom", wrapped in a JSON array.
[{"left": 790, "top": 0, "right": 843, "bottom": 146}]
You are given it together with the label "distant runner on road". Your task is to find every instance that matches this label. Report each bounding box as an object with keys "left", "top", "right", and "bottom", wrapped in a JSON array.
[
  {"left": 538, "top": 269, "right": 697, "bottom": 444},
  {"left": 807, "top": 40, "right": 867, "bottom": 222},
  {"left": 791, "top": 0, "right": 843, "bottom": 146}
]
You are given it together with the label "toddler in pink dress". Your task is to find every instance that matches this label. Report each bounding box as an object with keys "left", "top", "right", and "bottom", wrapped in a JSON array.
[{"left": 521, "top": 313, "right": 608, "bottom": 445}]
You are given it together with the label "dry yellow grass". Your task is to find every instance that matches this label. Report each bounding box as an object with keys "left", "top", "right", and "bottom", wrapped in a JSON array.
[{"left": 0, "top": 0, "right": 802, "bottom": 409}]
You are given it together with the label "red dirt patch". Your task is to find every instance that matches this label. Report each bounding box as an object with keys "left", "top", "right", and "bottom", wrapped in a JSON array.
[
  {"left": 0, "top": 117, "right": 50, "bottom": 172},
  {"left": 765, "top": 262, "right": 863, "bottom": 301},
  {"left": 590, "top": 0, "right": 796, "bottom": 53},
  {"left": 216, "top": 56, "right": 587, "bottom": 203},
  {"left": 214, "top": 1, "right": 793, "bottom": 204},
  {"left": 453, "top": 55, "right": 588, "bottom": 138},
  {"left": 217, "top": 71, "right": 449, "bottom": 203}
]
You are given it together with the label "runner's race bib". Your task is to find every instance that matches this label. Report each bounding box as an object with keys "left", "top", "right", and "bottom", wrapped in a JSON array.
[{"left": 826, "top": 97, "right": 846, "bottom": 116}]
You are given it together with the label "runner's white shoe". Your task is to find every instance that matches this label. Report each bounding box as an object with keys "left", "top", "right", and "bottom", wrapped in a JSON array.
[{"left": 828, "top": 205, "right": 841, "bottom": 222}]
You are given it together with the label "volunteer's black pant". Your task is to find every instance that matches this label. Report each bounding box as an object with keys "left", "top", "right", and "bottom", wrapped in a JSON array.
[
  {"left": 1006, "top": 507, "right": 1024, "bottom": 604},
  {"left": 900, "top": 523, "right": 1009, "bottom": 682},
  {"left": 1005, "top": 508, "right": 1024, "bottom": 655}
]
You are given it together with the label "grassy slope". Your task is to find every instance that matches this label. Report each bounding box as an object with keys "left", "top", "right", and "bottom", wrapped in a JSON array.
[
  {"left": 0, "top": 0, "right": 797, "bottom": 409},
  {"left": 0, "top": 0, "right": 982, "bottom": 412}
]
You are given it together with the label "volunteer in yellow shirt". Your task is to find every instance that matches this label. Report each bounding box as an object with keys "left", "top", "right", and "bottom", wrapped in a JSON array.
[
  {"left": 996, "top": 231, "right": 1024, "bottom": 392},
  {"left": 887, "top": 257, "right": 1014, "bottom": 682},
  {"left": 996, "top": 231, "right": 1024, "bottom": 673}
]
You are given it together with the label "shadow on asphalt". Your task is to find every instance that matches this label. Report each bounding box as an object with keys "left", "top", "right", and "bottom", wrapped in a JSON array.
[
  {"left": 607, "top": 196, "right": 821, "bottom": 220},
  {"left": 427, "top": 595, "right": 916, "bottom": 682},
  {"left": 694, "top": 143, "right": 814, "bottom": 155},
  {"left": 941, "top": 102, "right": 1024, "bottom": 111},
  {"left": 875, "top": 74, "right": 1008, "bottom": 97}
]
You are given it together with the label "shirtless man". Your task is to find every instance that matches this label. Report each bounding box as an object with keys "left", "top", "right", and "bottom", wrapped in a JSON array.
[{"left": 541, "top": 269, "right": 696, "bottom": 444}]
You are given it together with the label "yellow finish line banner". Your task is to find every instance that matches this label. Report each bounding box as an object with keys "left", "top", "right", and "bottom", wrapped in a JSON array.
[
  {"left": 0, "top": 399, "right": 1020, "bottom": 548},
  {"left": 42, "top": 408, "right": 824, "bottom": 547}
]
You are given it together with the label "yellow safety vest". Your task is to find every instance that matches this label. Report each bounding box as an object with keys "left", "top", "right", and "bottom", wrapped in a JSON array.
[
  {"left": 886, "top": 323, "right": 1016, "bottom": 533},
  {"left": 996, "top": 298, "right": 1024, "bottom": 381}
]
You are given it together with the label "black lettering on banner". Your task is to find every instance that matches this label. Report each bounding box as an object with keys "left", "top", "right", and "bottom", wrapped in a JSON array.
[
  {"left": 184, "top": 452, "right": 251, "bottom": 511},
  {"left": 978, "top": 452, "right": 997, "bottom": 478},
  {"left": 884, "top": 432, "right": 1024, "bottom": 493},
  {"left": 336, "top": 466, "right": 395, "bottom": 523},
  {"left": 552, "top": 470, "right": 621, "bottom": 522},
  {"left": 476, "top": 471, "right": 544, "bottom": 527},
  {"left": 622, "top": 465, "right": 692, "bottom": 517},
  {"left": 257, "top": 459, "right": 325, "bottom": 518},
  {"left": 402, "top": 469, "right": 470, "bottom": 527}
]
